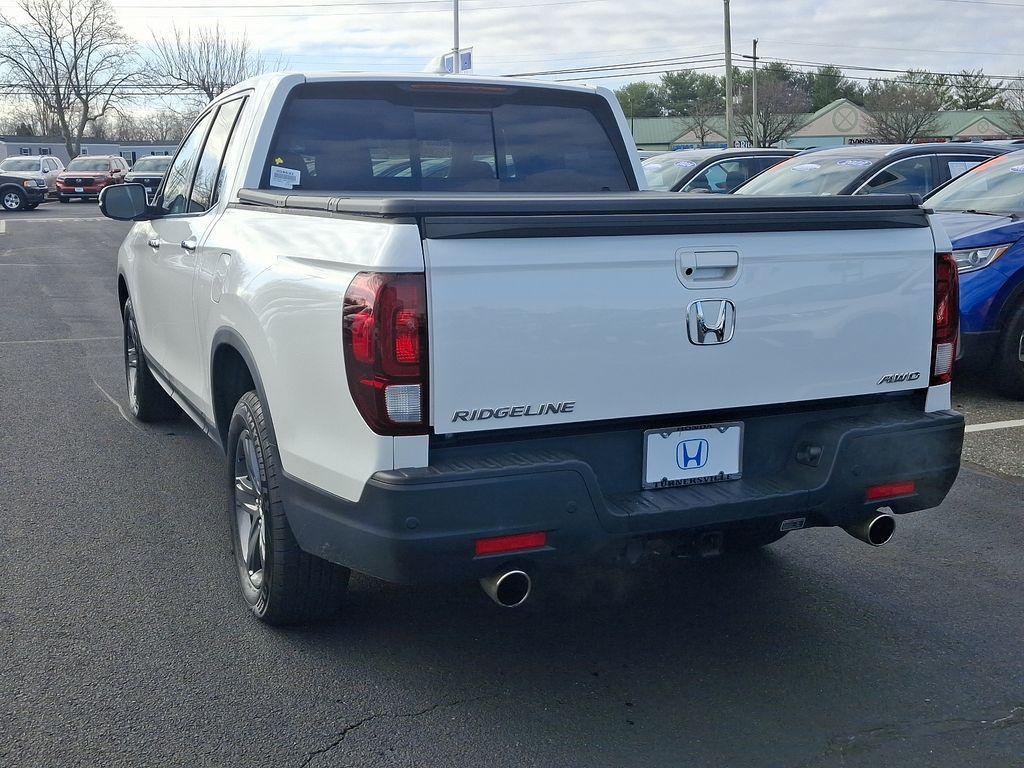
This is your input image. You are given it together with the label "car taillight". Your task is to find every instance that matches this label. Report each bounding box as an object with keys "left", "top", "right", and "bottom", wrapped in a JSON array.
[
  {"left": 931, "top": 252, "right": 959, "bottom": 386},
  {"left": 343, "top": 272, "right": 428, "bottom": 435}
]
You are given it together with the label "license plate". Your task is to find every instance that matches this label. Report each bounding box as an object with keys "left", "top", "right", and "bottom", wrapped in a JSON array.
[
  {"left": 643, "top": 422, "right": 743, "bottom": 490},
  {"left": 74, "top": 187, "right": 84, "bottom": 193}
]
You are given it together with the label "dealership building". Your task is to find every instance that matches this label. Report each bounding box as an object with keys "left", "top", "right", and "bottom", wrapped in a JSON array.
[
  {"left": 631, "top": 98, "right": 1023, "bottom": 151},
  {"left": 0, "top": 135, "right": 178, "bottom": 165}
]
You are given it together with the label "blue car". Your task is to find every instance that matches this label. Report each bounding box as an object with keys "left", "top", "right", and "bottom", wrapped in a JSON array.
[{"left": 926, "top": 152, "right": 1024, "bottom": 397}]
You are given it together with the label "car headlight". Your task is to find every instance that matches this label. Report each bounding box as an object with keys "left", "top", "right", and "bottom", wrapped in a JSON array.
[
  {"left": 952, "top": 244, "right": 1012, "bottom": 273},
  {"left": 22, "top": 179, "right": 42, "bottom": 188}
]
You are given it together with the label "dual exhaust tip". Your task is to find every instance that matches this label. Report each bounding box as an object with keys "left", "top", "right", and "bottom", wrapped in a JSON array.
[{"left": 480, "top": 512, "right": 895, "bottom": 607}]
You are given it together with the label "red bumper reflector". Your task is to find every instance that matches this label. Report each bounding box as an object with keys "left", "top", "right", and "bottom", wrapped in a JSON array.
[
  {"left": 475, "top": 531, "right": 547, "bottom": 556},
  {"left": 866, "top": 481, "right": 917, "bottom": 501}
]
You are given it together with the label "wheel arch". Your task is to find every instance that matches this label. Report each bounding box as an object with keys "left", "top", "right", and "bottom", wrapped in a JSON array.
[
  {"left": 117, "top": 273, "right": 130, "bottom": 315},
  {"left": 995, "top": 271, "right": 1024, "bottom": 332},
  {"left": 210, "top": 327, "right": 278, "bottom": 452}
]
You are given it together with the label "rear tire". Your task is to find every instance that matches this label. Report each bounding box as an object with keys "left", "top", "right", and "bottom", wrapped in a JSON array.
[
  {"left": 122, "top": 298, "right": 177, "bottom": 421},
  {"left": 996, "top": 302, "right": 1024, "bottom": 399},
  {"left": 227, "top": 391, "right": 350, "bottom": 625}
]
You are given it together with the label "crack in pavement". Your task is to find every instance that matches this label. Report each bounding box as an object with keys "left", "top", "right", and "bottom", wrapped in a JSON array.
[
  {"left": 800, "top": 704, "right": 1024, "bottom": 766},
  {"left": 300, "top": 694, "right": 499, "bottom": 767}
]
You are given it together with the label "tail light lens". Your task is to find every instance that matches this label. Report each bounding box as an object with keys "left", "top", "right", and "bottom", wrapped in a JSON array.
[
  {"left": 343, "top": 272, "right": 428, "bottom": 435},
  {"left": 931, "top": 252, "right": 959, "bottom": 386}
]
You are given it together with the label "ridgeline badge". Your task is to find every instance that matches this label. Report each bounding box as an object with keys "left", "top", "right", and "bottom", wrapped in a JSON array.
[{"left": 452, "top": 402, "right": 576, "bottom": 423}]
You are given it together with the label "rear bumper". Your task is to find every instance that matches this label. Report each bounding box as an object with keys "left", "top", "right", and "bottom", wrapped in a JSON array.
[{"left": 281, "top": 398, "right": 964, "bottom": 584}]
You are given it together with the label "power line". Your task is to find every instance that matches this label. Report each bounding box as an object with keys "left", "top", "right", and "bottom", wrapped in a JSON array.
[
  {"left": 507, "top": 53, "right": 724, "bottom": 78},
  {"left": 103, "top": 0, "right": 608, "bottom": 15},
  {"left": 760, "top": 38, "right": 1024, "bottom": 60}
]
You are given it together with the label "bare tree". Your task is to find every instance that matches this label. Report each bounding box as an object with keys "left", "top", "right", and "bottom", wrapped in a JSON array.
[
  {"left": 138, "top": 109, "right": 190, "bottom": 143},
  {"left": 1004, "top": 76, "right": 1024, "bottom": 137},
  {"left": 737, "top": 77, "right": 810, "bottom": 147},
  {"left": 148, "top": 24, "right": 271, "bottom": 105},
  {"left": 0, "top": 0, "right": 136, "bottom": 156},
  {"left": 0, "top": 96, "right": 58, "bottom": 135},
  {"left": 865, "top": 73, "right": 943, "bottom": 143}
]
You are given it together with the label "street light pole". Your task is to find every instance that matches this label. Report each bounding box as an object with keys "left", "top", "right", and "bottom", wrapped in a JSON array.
[
  {"left": 751, "top": 38, "right": 758, "bottom": 147},
  {"left": 453, "top": 0, "right": 460, "bottom": 73},
  {"left": 723, "top": 0, "right": 733, "bottom": 147}
]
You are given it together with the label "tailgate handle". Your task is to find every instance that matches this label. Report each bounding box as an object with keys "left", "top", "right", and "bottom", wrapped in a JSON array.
[
  {"left": 695, "top": 250, "right": 739, "bottom": 271},
  {"left": 678, "top": 249, "right": 740, "bottom": 288}
]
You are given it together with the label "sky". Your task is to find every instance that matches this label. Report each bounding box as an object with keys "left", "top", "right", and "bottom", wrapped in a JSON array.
[{"left": 15, "top": 0, "right": 1024, "bottom": 89}]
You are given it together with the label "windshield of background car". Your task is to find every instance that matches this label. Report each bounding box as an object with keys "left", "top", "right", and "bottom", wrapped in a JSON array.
[
  {"left": 643, "top": 153, "right": 708, "bottom": 190},
  {"left": 262, "top": 82, "right": 632, "bottom": 193},
  {"left": 927, "top": 154, "right": 1024, "bottom": 217},
  {"left": 0, "top": 158, "right": 39, "bottom": 172},
  {"left": 131, "top": 156, "right": 172, "bottom": 173},
  {"left": 66, "top": 159, "right": 111, "bottom": 172},
  {"left": 734, "top": 153, "right": 880, "bottom": 195}
]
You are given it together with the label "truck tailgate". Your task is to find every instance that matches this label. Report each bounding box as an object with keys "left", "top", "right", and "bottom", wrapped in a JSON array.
[{"left": 423, "top": 200, "right": 937, "bottom": 434}]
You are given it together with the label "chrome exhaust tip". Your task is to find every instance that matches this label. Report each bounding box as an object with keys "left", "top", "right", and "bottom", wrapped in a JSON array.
[
  {"left": 480, "top": 569, "right": 531, "bottom": 608},
  {"left": 844, "top": 509, "right": 896, "bottom": 547}
]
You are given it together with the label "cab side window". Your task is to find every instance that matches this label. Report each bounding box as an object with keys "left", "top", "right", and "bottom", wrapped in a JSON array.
[
  {"left": 160, "top": 111, "right": 214, "bottom": 215},
  {"left": 189, "top": 98, "right": 246, "bottom": 213}
]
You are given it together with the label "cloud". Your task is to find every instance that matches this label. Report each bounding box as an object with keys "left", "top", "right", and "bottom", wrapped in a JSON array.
[{"left": 115, "top": 0, "right": 1024, "bottom": 88}]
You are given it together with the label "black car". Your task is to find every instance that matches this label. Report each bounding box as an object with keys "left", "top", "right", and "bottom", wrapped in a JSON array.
[
  {"left": 0, "top": 168, "right": 49, "bottom": 211},
  {"left": 643, "top": 147, "right": 799, "bottom": 193},
  {"left": 124, "top": 155, "right": 173, "bottom": 202},
  {"left": 733, "top": 143, "right": 1016, "bottom": 197}
]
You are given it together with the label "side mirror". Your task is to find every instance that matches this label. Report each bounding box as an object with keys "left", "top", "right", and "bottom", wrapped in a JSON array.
[{"left": 100, "top": 183, "right": 152, "bottom": 221}]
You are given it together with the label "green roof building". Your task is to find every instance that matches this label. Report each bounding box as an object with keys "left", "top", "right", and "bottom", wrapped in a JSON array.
[{"left": 631, "top": 99, "right": 1023, "bottom": 151}]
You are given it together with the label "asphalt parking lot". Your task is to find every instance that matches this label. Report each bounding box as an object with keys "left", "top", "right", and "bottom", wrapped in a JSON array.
[{"left": 2, "top": 204, "right": 1022, "bottom": 768}]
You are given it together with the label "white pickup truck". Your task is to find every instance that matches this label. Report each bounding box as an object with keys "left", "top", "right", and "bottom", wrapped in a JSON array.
[{"left": 101, "top": 73, "right": 964, "bottom": 624}]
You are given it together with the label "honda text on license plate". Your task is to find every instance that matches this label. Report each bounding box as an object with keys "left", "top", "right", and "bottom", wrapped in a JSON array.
[{"left": 643, "top": 423, "right": 743, "bottom": 489}]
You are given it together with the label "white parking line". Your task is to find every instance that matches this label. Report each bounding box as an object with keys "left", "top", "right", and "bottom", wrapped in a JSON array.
[
  {"left": 0, "top": 335, "right": 118, "bottom": 345},
  {"left": 8, "top": 217, "right": 106, "bottom": 223},
  {"left": 0, "top": 220, "right": 6, "bottom": 234},
  {"left": 965, "top": 419, "right": 1024, "bottom": 434}
]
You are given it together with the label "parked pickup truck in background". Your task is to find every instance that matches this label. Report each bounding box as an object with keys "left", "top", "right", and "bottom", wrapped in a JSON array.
[{"left": 101, "top": 73, "right": 965, "bottom": 625}]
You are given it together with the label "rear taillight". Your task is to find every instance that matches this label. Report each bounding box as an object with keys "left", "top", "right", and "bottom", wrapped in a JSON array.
[
  {"left": 931, "top": 252, "right": 959, "bottom": 386},
  {"left": 343, "top": 272, "right": 428, "bottom": 435}
]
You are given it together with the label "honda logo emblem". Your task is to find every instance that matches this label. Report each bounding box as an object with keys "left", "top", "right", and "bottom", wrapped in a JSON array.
[
  {"left": 677, "top": 438, "right": 709, "bottom": 469},
  {"left": 686, "top": 299, "right": 736, "bottom": 345}
]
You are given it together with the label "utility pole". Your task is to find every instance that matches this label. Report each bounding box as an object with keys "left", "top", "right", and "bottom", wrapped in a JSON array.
[
  {"left": 452, "top": 0, "right": 460, "bottom": 73},
  {"left": 723, "top": 0, "right": 733, "bottom": 147},
  {"left": 751, "top": 38, "right": 758, "bottom": 147}
]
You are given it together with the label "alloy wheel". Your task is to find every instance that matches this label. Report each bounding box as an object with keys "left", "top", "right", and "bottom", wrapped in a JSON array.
[
  {"left": 124, "top": 313, "right": 140, "bottom": 411},
  {"left": 2, "top": 192, "right": 21, "bottom": 210},
  {"left": 234, "top": 429, "right": 267, "bottom": 590}
]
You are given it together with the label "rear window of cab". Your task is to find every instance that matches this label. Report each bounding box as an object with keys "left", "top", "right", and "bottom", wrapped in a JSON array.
[{"left": 262, "top": 82, "right": 634, "bottom": 193}]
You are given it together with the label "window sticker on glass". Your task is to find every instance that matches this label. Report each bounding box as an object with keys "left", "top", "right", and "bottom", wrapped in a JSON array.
[
  {"left": 1007, "top": 165, "right": 1024, "bottom": 174},
  {"left": 791, "top": 163, "right": 821, "bottom": 171},
  {"left": 645, "top": 163, "right": 663, "bottom": 170},
  {"left": 674, "top": 160, "right": 697, "bottom": 168},
  {"left": 947, "top": 160, "right": 982, "bottom": 178},
  {"left": 836, "top": 158, "right": 872, "bottom": 167},
  {"left": 269, "top": 166, "right": 301, "bottom": 189}
]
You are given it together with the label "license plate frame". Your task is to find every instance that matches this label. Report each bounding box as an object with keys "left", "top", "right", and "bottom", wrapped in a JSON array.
[
  {"left": 642, "top": 421, "right": 744, "bottom": 490},
  {"left": 74, "top": 187, "right": 84, "bottom": 193}
]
